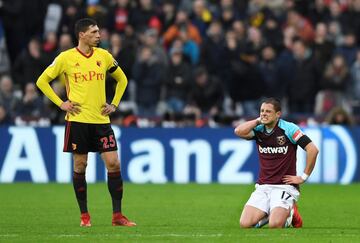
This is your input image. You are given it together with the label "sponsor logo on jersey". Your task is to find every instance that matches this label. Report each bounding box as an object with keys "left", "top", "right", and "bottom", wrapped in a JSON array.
[
  {"left": 258, "top": 145, "right": 288, "bottom": 154},
  {"left": 277, "top": 135, "right": 286, "bottom": 145},
  {"left": 292, "top": 130, "right": 304, "bottom": 142},
  {"left": 73, "top": 71, "right": 105, "bottom": 82}
]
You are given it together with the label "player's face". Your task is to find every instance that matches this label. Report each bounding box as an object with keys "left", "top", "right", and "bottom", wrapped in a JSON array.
[
  {"left": 259, "top": 103, "right": 281, "bottom": 126},
  {"left": 81, "top": 25, "right": 100, "bottom": 47}
]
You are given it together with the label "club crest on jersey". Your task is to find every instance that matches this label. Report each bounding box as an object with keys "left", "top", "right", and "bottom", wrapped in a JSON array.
[
  {"left": 96, "top": 60, "right": 102, "bottom": 67},
  {"left": 277, "top": 135, "right": 286, "bottom": 145}
]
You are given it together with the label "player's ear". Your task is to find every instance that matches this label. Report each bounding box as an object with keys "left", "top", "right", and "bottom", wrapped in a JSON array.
[
  {"left": 79, "top": 31, "right": 85, "bottom": 39},
  {"left": 276, "top": 111, "right": 282, "bottom": 118}
]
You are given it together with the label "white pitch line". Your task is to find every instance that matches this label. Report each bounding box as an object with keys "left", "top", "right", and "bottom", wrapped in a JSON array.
[
  {"left": 146, "top": 233, "right": 223, "bottom": 238},
  {"left": 55, "top": 233, "right": 223, "bottom": 238},
  {"left": 0, "top": 234, "right": 19, "bottom": 237},
  {"left": 57, "top": 234, "right": 82, "bottom": 237}
]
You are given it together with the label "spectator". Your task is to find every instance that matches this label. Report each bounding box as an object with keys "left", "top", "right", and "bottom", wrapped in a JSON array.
[
  {"left": 349, "top": 50, "right": 360, "bottom": 113},
  {"left": 0, "top": 75, "right": 19, "bottom": 123},
  {"left": 219, "top": 6, "right": 238, "bottom": 31},
  {"left": 129, "top": 0, "right": 158, "bottom": 31},
  {"left": 0, "top": 19, "right": 11, "bottom": 75},
  {"left": 12, "top": 37, "right": 47, "bottom": 90},
  {"left": 186, "top": 66, "right": 224, "bottom": 117},
  {"left": 0, "top": 105, "right": 12, "bottom": 124},
  {"left": 109, "top": 32, "right": 136, "bottom": 82},
  {"left": 308, "top": 0, "right": 331, "bottom": 25},
  {"left": 324, "top": 106, "right": 354, "bottom": 126},
  {"left": 247, "top": 26, "right": 265, "bottom": 55},
  {"left": 42, "top": 31, "right": 58, "bottom": 64},
  {"left": 132, "top": 46, "right": 166, "bottom": 117},
  {"left": 58, "top": 33, "right": 74, "bottom": 52},
  {"left": 315, "top": 54, "right": 351, "bottom": 115},
  {"left": 99, "top": 28, "right": 110, "bottom": 50},
  {"left": 200, "top": 21, "right": 226, "bottom": 79},
  {"left": 285, "top": 9, "right": 315, "bottom": 43},
  {"left": 312, "top": 22, "right": 335, "bottom": 71},
  {"left": 106, "top": 32, "right": 136, "bottom": 102},
  {"left": 227, "top": 46, "right": 265, "bottom": 117},
  {"left": 59, "top": 1, "right": 86, "bottom": 39},
  {"left": 141, "top": 28, "right": 169, "bottom": 67},
  {"left": 335, "top": 31, "right": 358, "bottom": 66},
  {"left": 287, "top": 38, "right": 320, "bottom": 114},
  {"left": 163, "top": 9, "right": 202, "bottom": 48},
  {"left": 108, "top": 0, "right": 132, "bottom": 33},
  {"left": 261, "top": 16, "right": 283, "bottom": 52},
  {"left": 158, "top": 0, "right": 176, "bottom": 34},
  {"left": 190, "top": 0, "right": 212, "bottom": 38},
  {"left": 14, "top": 82, "right": 48, "bottom": 125},
  {"left": 164, "top": 47, "right": 192, "bottom": 113},
  {"left": 327, "top": 20, "right": 343, "bottom": 46},
  {"left": 231, "top": 20, "right": 247, "bottom": 48},
  {"left": 258, "top": 45, "right": 281, "bottom": 98}
]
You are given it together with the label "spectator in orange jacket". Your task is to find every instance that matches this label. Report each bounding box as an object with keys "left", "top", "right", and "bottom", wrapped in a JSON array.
[{"left": 163, "top": 9, "right": 202, "bottom": 48}]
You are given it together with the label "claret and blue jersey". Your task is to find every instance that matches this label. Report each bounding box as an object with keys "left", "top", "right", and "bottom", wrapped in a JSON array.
[{"left": 252, "top": 119, "right": 305, "bottom": 187}]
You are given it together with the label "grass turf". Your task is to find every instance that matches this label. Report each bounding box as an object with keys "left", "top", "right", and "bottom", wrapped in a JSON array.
[{"left": 0, "top": 183, "right": 359, "bottom": 242}]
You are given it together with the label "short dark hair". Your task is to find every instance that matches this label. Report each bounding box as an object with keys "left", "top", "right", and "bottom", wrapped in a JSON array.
[
  {"left": 262, "top": 97, "right": 281, "bottom": 112},
  {"left": 74, "top": 18, "right": 98, "bottom": 39}
]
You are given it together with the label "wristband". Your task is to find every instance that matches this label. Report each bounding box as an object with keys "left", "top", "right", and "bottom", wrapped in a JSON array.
[{"left": 301, "top": 173, "right": 309, "bottom": 181}]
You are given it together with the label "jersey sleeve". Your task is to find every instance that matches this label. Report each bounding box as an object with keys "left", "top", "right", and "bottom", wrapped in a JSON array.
[
  {"left": 254, "top": 124, "right": 264, "bottom": 132},
  {"left": 249, "top": 124, "right": 264, "bottom": 140},
  {"left": 44, "top": 53, "right": 65, "bottom": 79},
  {"left": 279, "top": 120, "right": 305, "bottom": 144},
  {"left": 105, "top": 50, "right": 118, "bottom": 72}
]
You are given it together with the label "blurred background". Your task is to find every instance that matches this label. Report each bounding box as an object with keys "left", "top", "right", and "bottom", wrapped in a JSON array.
[
  {"left": 2, "top": 0, "right": 360, "bottom": 127},
  {"left": 0, "top": 0, "right": 359, "bottom": 184}
]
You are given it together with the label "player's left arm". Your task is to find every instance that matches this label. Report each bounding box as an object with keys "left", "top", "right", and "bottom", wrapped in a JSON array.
[
  {"left": 101, "top": 57, "right": 128, "bottom": 116},
  {"left": 283, "top": 135, "right": 319, "bottom": 185}
]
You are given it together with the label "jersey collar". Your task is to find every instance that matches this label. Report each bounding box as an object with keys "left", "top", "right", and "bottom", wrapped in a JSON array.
[{"left": 76, "top": 47, "right": 94, "bottom": 58}]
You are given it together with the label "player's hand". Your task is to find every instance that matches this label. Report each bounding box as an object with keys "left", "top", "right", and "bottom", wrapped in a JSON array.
[
  {"left": 256, "top": 117, "right": 262, "bottom": 125},
  {"left": 282, "top": 175, "right": 305, "bottom": 185},
  {"left": 60, "top": 100, "right": 81, "bottom": 115},
  {"left": 101, "top": 103, "right": 116, "bottom": 116}
]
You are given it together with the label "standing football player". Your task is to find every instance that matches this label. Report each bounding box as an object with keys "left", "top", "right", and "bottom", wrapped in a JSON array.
[
  {"left": 234, "top": 97, "right": 318, "bottom": 228},
  {"left": 36, "top": 18, "right": 136, "bottom": 227}
]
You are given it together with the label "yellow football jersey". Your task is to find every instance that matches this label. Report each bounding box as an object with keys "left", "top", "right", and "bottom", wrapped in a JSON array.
[{"left": 44, "top": 47, "right": 117, "bottom": 124}]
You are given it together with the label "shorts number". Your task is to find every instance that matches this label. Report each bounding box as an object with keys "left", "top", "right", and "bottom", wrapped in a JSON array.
[
  {"left": 100, "top": 135, "right": 116, "bottom": 149},
  {"left": 281, "top": 191, "right": 292, "bottom": 200}
]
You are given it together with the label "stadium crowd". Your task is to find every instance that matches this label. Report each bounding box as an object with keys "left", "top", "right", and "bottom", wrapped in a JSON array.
[{"left": 0, "top": 0, "right": 360, "bottom": 127}]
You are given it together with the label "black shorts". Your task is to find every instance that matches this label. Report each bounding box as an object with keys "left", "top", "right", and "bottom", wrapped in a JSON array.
[{"left": 63, "top": 121, "right": 118, "bottom": 153}]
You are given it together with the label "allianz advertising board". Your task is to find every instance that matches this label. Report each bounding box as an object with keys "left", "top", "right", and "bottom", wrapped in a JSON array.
[{"left": 0, "top": 126, "right": 359, "bottom": 184}]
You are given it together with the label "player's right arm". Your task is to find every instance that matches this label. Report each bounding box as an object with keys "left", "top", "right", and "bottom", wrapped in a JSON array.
[
  {"left": 36, "top": 54, "right": 81, "bottom": 115},
  {"left": 234, "top": 118, "right": 261, "bottom": 139}
]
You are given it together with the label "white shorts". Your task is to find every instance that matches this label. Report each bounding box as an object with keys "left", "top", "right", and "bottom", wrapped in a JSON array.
[{"left": 245, "top": 184, "right": 300, "bottom": 214}]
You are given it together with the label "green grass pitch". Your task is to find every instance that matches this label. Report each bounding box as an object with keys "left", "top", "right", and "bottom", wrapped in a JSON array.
[{"left": 0, "top": 183, "right": 359, "bottom": 242}]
